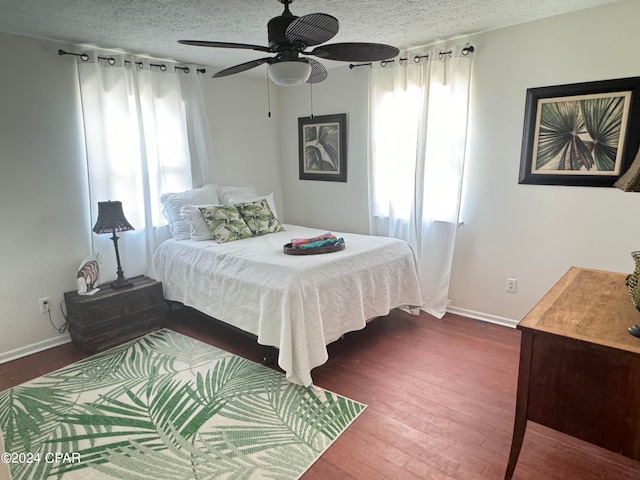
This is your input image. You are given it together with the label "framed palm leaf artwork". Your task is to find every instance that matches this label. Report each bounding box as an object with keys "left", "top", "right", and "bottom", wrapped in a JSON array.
[
  {"left": 519, "top": 77, "right": 640, "bottom": 186},
  {"left": 298, "top": 113, "right": 347, "bottom": 182}
]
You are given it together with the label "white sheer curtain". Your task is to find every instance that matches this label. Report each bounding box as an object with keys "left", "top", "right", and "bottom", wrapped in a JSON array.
[
  {"left": 77, "top": 52, "right": 215, "bottom": 281},
  {"left": 368, "top": 45, "right": 474, "bottom": 318}
]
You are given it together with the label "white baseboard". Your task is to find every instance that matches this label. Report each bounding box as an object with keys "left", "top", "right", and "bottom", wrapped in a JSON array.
[
  {"left": 446, "top": 305, "right": 519, "bottom": 329},
  {"left": 0, "top": 334, "right": 71, "bottom": 365}
]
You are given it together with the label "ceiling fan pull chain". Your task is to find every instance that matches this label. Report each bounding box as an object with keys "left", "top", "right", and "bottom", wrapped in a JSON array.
[
  {"left": 266, "top": 72, "right": 272, "bottom": 118},
  {"left": 309, "top": 83, "right": 314, "bottom": 119}
]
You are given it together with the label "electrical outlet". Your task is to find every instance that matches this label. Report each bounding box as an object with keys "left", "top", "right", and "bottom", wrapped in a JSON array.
[
  {"left": 38, "top": 297, "right": 50, "bottom": 314},
  {"left": 506, "top": 278, "right": 517, "bottom": 293}
]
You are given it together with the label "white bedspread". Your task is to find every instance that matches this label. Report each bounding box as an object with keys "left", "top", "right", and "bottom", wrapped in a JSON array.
[{"left": 153, "top": 225, "right": 423, "bottom": 386}]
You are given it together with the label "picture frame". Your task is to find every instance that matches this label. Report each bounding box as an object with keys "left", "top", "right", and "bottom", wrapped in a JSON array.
[
  {"left": 298, "top": 113, "right": 347, "bottom": 182},
  {"left": 518, "top": 77, "right": 640, "bottom": 187}
]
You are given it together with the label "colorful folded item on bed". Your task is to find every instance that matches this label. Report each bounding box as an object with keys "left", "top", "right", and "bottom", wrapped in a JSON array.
[
  {"left": 291, "top": 232, "right": 335, "bottom": 247},
  {"left": 299, "top": 237, "right": 345, "bottom": 249},
  {"left": 291, "top": 232, "right": 345, "bottom": 249}
]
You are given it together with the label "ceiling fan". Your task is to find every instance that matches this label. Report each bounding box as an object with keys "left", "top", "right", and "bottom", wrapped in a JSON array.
[{"left": 178, "top": 0, "right": 400, "bottom": 86}]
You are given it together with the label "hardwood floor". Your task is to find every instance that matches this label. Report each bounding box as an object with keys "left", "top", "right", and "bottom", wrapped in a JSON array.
[{"left": 2, "top": 308, "right": 640, "bottom": 480}]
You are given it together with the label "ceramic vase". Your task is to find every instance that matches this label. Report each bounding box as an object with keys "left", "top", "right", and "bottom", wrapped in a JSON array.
[{"left": 626, "top": 251, "right": 640, "bottom": 312}]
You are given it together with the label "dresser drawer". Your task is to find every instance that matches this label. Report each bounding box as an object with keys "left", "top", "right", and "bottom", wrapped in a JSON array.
[
  {"left": 68, "top": 303, "right": 166, "bottom": 335},
  {"left": 67, "top": 285, "right": 163, "bottom": 333},
  {"left": 69, "top": 308, "right": 167, "bottom": 353},
  {"left": 69, "top": 289, "right": 162, "bottom": 320}
]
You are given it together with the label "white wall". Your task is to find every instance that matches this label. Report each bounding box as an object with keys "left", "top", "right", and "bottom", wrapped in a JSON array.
[
  {"left": 201, "top": 75, "right": 283, "bottom": 214},
  {"left": 278, "top": 0, "right": 640, "bottom": 323},
  {"left": 0, "top": 32, "right": 282, "bottom": 360},
  {"left": 0, "top": 32, "right": 91, "bottom": 359},
  {"left": 449, "top": 0, "right": 640, "bottom": 322},
  {"left": 278, "top": 65, "right": 371, "bottom": 234}
]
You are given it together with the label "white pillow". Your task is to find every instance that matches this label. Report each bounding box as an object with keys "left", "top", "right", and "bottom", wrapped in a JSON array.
[
  {"left": 180, "top": 204, "right": 219, "bottom": 241},
  {"left": 217, "top": 184, "right": 258, "bottom": 205},
  {"left": 227, "top": 192, "right": 279, "bottom": 219},
  {"left": 160, "top": 184, "right": 219, "bottom": 240}
]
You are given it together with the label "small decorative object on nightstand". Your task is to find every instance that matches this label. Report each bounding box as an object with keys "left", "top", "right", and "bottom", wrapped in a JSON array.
[
  {"left": 92, "top": 200, "right": 134, "bottom": 289},
  {"left": 64, "top": 276, "right": 167, "bottom": 353}
]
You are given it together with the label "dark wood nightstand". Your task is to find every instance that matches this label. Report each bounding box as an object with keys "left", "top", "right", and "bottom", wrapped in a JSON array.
[{"left": 64, "top": 275, "right": 167, "bottom": 354}]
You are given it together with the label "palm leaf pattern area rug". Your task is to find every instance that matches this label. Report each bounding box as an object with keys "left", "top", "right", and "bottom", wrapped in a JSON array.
[{"left": 0, "top": 329, "right": 366, "bottom": 480}]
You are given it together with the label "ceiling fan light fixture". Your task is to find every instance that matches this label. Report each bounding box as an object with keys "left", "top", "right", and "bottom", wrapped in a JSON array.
[{"left": 268, "top": 60, "right": 311, "bottom": 86}]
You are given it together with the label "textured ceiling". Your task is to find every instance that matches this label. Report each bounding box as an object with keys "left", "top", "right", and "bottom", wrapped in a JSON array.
[{"left": 0, "top": 0, "right": 621, "bottom": 74}]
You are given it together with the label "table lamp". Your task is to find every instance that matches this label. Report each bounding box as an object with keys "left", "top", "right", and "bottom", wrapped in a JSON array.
[{"left": 92, "top": 200, "right": 134, "bottom": 289}]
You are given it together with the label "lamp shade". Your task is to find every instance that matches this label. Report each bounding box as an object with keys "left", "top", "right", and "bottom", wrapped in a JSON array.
[
  {"left": 268, "top": 60, "right": 312, "bottom": 86},
  {"left": 92, "top": 201, "right": 134, "bottom": 234},
  {"left": 614, "top": 147, "right": 640, "bottom": 192},
  {"left": 92, "top": 201, "right": 134, "bottom": 289}
]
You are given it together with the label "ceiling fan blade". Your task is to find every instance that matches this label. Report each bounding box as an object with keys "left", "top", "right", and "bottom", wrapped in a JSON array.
[
  {"left": 286, "top": 13, "right": 339, "bottom": 47},
  {"left": 306, "top": 59, "right": 327, "bottom": 84},
  {"left": 178, "top": 40, "right": 272, "bottom": 53},
  {"left": 212, "top": 57, "right": 273, "bottom": 78},
  {"left": 307, "top": 42, "right": 399, "bottom": 62}
]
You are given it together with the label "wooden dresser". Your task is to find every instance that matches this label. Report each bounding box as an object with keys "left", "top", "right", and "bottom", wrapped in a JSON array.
[
  {"left": 505, "top": 267, "right": 640, "bottom": 479},
  {"left": 64, "top": 275, "right": 167, "bottom": 354}
]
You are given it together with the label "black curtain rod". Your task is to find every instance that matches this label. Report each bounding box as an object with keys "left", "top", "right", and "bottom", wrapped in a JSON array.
[
  {"left": 58, "top": 49, "right": 206, "bottom": 74},
  {"left": 349, "top": 45, "right": 474, "bottom": 70}
]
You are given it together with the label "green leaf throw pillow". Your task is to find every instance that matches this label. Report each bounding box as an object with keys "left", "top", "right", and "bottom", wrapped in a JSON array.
[
  {"left": 237, "top": 199, "right": 285, "bottom": 236},
  {"left": 199, "top": 205, "right": 254, "bottom": 243}
]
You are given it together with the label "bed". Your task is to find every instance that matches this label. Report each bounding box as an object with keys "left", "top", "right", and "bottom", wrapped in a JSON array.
[
  {"left": 153, "top": 224, "right": 422, "bottom": 386},
  {"left": 154, "top": 181, "right": 423, "bottom": 385}
]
